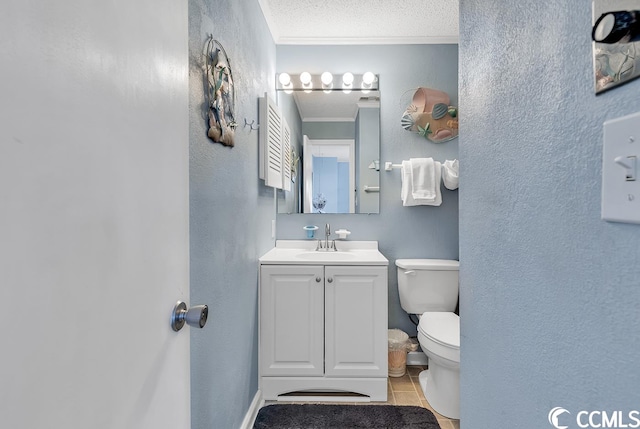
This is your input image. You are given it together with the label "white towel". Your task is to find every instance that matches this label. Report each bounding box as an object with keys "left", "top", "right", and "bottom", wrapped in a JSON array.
[
  {"left": 410, "top": 158, "right": 436, "bottom": 201},
  {"left": 401, "top": 160, "right": 442, "bottom": 206},
  {"left": 442, "top": 159, "right": 459, "bottom": 190},
  {"left": 401, "top": 161, "right": 416, "bottom": 206},
  {"left": 428, "top": 162, "right": 442, "bottom": 206}
]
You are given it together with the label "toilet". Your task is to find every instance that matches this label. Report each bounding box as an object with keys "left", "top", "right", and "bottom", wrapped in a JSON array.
[{"left": 396, "top": 259, "right": 460, "bottom": 419}]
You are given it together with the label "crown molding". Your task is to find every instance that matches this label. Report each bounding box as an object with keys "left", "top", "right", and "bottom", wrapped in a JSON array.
[{"left": 274, "top": 35, "right": 458, "bottom": 45}]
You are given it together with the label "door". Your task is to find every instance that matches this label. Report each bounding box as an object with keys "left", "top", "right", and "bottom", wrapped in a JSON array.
[
  {"left": 260, "top": 265, "right": 324, "bottom": 376},
  {"left": 325, "top": 266, "right": 388, "bottom": 377},
  {"left": 0, "top": 1, "right": 190, "bottom": 428},
  {"left": 303, "top": 137, "right": 356, "bottom": 213}
]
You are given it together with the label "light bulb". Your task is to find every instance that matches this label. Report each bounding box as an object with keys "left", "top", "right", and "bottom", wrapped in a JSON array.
[
  {"left": 278, "top": 73, "right": 291, "bottom": 86},
  {"left": 321, "top": 72, "right": 333, "bottom": 93},
  {"left": 342, "top": 72, "right": 354, "bottom": 86},
  {"left": 300, "top": 72, "right": 312, "bottom": 85},
  {"left": 361, "top": 71, "right": 375, "bottom": 94},
  {"left": 363, "top": 72, "right": 375, "bottom": 85}
]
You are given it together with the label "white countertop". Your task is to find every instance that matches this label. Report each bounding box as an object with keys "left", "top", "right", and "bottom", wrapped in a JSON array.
[{"left": 259, "top": 240, "right": 389, "bottom": 266}]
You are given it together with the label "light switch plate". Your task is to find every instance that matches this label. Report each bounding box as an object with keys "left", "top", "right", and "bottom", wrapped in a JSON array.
[{"left": 602, "top": 111, "right": 640, "bottom": 224}]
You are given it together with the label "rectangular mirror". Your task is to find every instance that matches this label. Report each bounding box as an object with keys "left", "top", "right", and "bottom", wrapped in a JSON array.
[{"left": 276, "top": 77, "right": 380, "bottom": 214}]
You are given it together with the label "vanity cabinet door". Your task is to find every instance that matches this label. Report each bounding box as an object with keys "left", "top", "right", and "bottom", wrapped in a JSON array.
[
  {"left": 260, "top": 265, "right": 324, "bottom": 376},
  {"left": 324, "top": 266, "right": 388, "bottom": 377}
]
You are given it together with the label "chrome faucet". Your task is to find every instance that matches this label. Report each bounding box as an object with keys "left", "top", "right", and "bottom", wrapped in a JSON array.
[
  {"left": 325, "top": 223, "right": 331, "bottom": 250},
  {"left": 316, "top": 223, "right": 337, "bottom": 251}
]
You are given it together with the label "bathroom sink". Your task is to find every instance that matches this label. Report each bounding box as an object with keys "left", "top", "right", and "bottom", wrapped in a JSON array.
[
  {"left": 259, "top": 240, "right": 388, "bottom": 266},
  {"left": 295, "top": 251, "right": 357, "bottom": 261}
]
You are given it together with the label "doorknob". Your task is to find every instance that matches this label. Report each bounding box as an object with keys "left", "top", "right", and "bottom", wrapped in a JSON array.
[{"left": 171, "top": 301, "right": 208, "bottom": 332}]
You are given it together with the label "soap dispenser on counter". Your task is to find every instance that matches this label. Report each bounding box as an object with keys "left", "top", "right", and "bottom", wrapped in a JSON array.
[{"left": 334, "top": 229, "right": 351, "bottom": 239}]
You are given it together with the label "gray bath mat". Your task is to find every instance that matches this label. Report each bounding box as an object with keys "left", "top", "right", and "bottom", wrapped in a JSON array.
[{"left": 253, "top": 404, "right": 439, "bottom": 428}]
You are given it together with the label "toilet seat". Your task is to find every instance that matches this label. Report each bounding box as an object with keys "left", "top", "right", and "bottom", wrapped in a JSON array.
[{"left": 418, "top": 312, "right": 460, "bottom": 363}]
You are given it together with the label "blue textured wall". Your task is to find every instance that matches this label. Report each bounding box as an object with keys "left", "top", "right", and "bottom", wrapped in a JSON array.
[
  {"left": 188, "top": 1, "right": 275, "bottom": 427},
  {"left": 276, "top": 45, "right": 459, "bottom": 334},
  {"left": 460, "top": 1, "right": 640, "bottom": 427}
]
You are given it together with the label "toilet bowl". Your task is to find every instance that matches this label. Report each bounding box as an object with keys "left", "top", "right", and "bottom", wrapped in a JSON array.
[
  {"left": 395, "top": 259, "right": 460, "bottom": 419},
  {"left": 417, "top": 312, "right": 459, "bottom": 419}
]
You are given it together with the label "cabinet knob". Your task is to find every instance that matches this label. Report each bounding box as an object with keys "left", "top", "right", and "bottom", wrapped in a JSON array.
[
  {"left": 327, "top": 277, "right": 333, "bottom": 283},
  {"left": 316, "top": 277, "right": 322, "bottom": 282}
]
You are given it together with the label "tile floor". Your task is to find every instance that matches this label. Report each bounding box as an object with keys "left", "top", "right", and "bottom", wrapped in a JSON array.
[
  {"left": 389, "top": 365, "right": 459, "bottom": 429},
  {"left": 264, "top": 365, "right": 460, "bottom": 429}
]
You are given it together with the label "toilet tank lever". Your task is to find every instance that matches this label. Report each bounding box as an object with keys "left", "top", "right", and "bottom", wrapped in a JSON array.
[{"left": 403, "top": 270, "right": 416, "bottom": 275}]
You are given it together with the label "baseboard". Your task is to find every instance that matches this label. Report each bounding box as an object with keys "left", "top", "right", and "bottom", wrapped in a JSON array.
[
  {"left": 406, "top": 351, "right": 428, "bottom": 366},
  {"left": 239, "top": 390, "right": 264, "bottom": 429},
  {"left": 261, "top": 377, "right": 388, "bottom": 402}
]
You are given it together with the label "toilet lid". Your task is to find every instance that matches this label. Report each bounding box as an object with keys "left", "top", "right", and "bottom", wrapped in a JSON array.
[
  {"left": 395, "top": 259, "right": 459, "bottom": 270},
  {"left": 418, "top": 312, "right": 460, "bottom": 348}
]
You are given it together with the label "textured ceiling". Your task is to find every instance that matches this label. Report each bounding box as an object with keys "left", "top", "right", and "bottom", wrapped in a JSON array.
[{"left": 258, "top": 0, "right": 459, "bottom": 44}]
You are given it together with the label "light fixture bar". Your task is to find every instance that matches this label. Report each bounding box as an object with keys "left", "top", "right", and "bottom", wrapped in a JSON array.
[{"left": 276, "top": 72, "right": 379, "bottom": 91}]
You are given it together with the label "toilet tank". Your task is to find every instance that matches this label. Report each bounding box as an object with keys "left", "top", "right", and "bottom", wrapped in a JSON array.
[{"left": 396, "top": 259, "right": 459, "bottom": 314}]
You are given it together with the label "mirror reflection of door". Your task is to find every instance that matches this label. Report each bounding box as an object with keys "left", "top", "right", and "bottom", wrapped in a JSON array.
[
  {"left": 303, "top": 135, "right": 355, "bottom": 213},
  {"left": 275, "top": 86, "right": 380, "bottom": 214}
]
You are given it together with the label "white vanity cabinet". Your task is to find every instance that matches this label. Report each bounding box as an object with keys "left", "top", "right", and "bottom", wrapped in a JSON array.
[
  {"left": 260, "top": 265, "right": 325, "bottom": 377},
  {"left": 259, "top": 263, "right": 388, "bottom": 401}
]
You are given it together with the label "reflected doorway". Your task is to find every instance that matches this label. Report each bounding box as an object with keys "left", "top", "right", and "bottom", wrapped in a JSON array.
[{"left": 303, "top": 135, "right": 355, "bottom": 213}]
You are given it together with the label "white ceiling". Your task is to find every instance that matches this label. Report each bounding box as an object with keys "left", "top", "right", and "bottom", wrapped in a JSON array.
[
  {"left": 257, "top": 0, "right": 459, "bottom": 45},
  {"left": 292, "top": 90, "right": 380, "bottom": 122}
]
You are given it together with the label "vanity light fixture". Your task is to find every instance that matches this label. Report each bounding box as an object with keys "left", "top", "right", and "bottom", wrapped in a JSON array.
[{"left": 275, "top": 72, "right": 378, "bottom": 93}]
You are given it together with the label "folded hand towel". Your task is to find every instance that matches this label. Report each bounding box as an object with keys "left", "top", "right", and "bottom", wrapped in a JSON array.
[
  {"left": 427, "top": 161, "right": 442, "bottom": 206},
  {"left": 401, "top": 160, "right": 418, "bottom": 206},
  {"left": 442, "top": 159, "right": 459, "bottom": 190},
  {"left": 401, "top": 160, "right": 442, "bottom": 207},
  {"left": 410, "top": 158, "right": 436, "bottom": 201}
]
